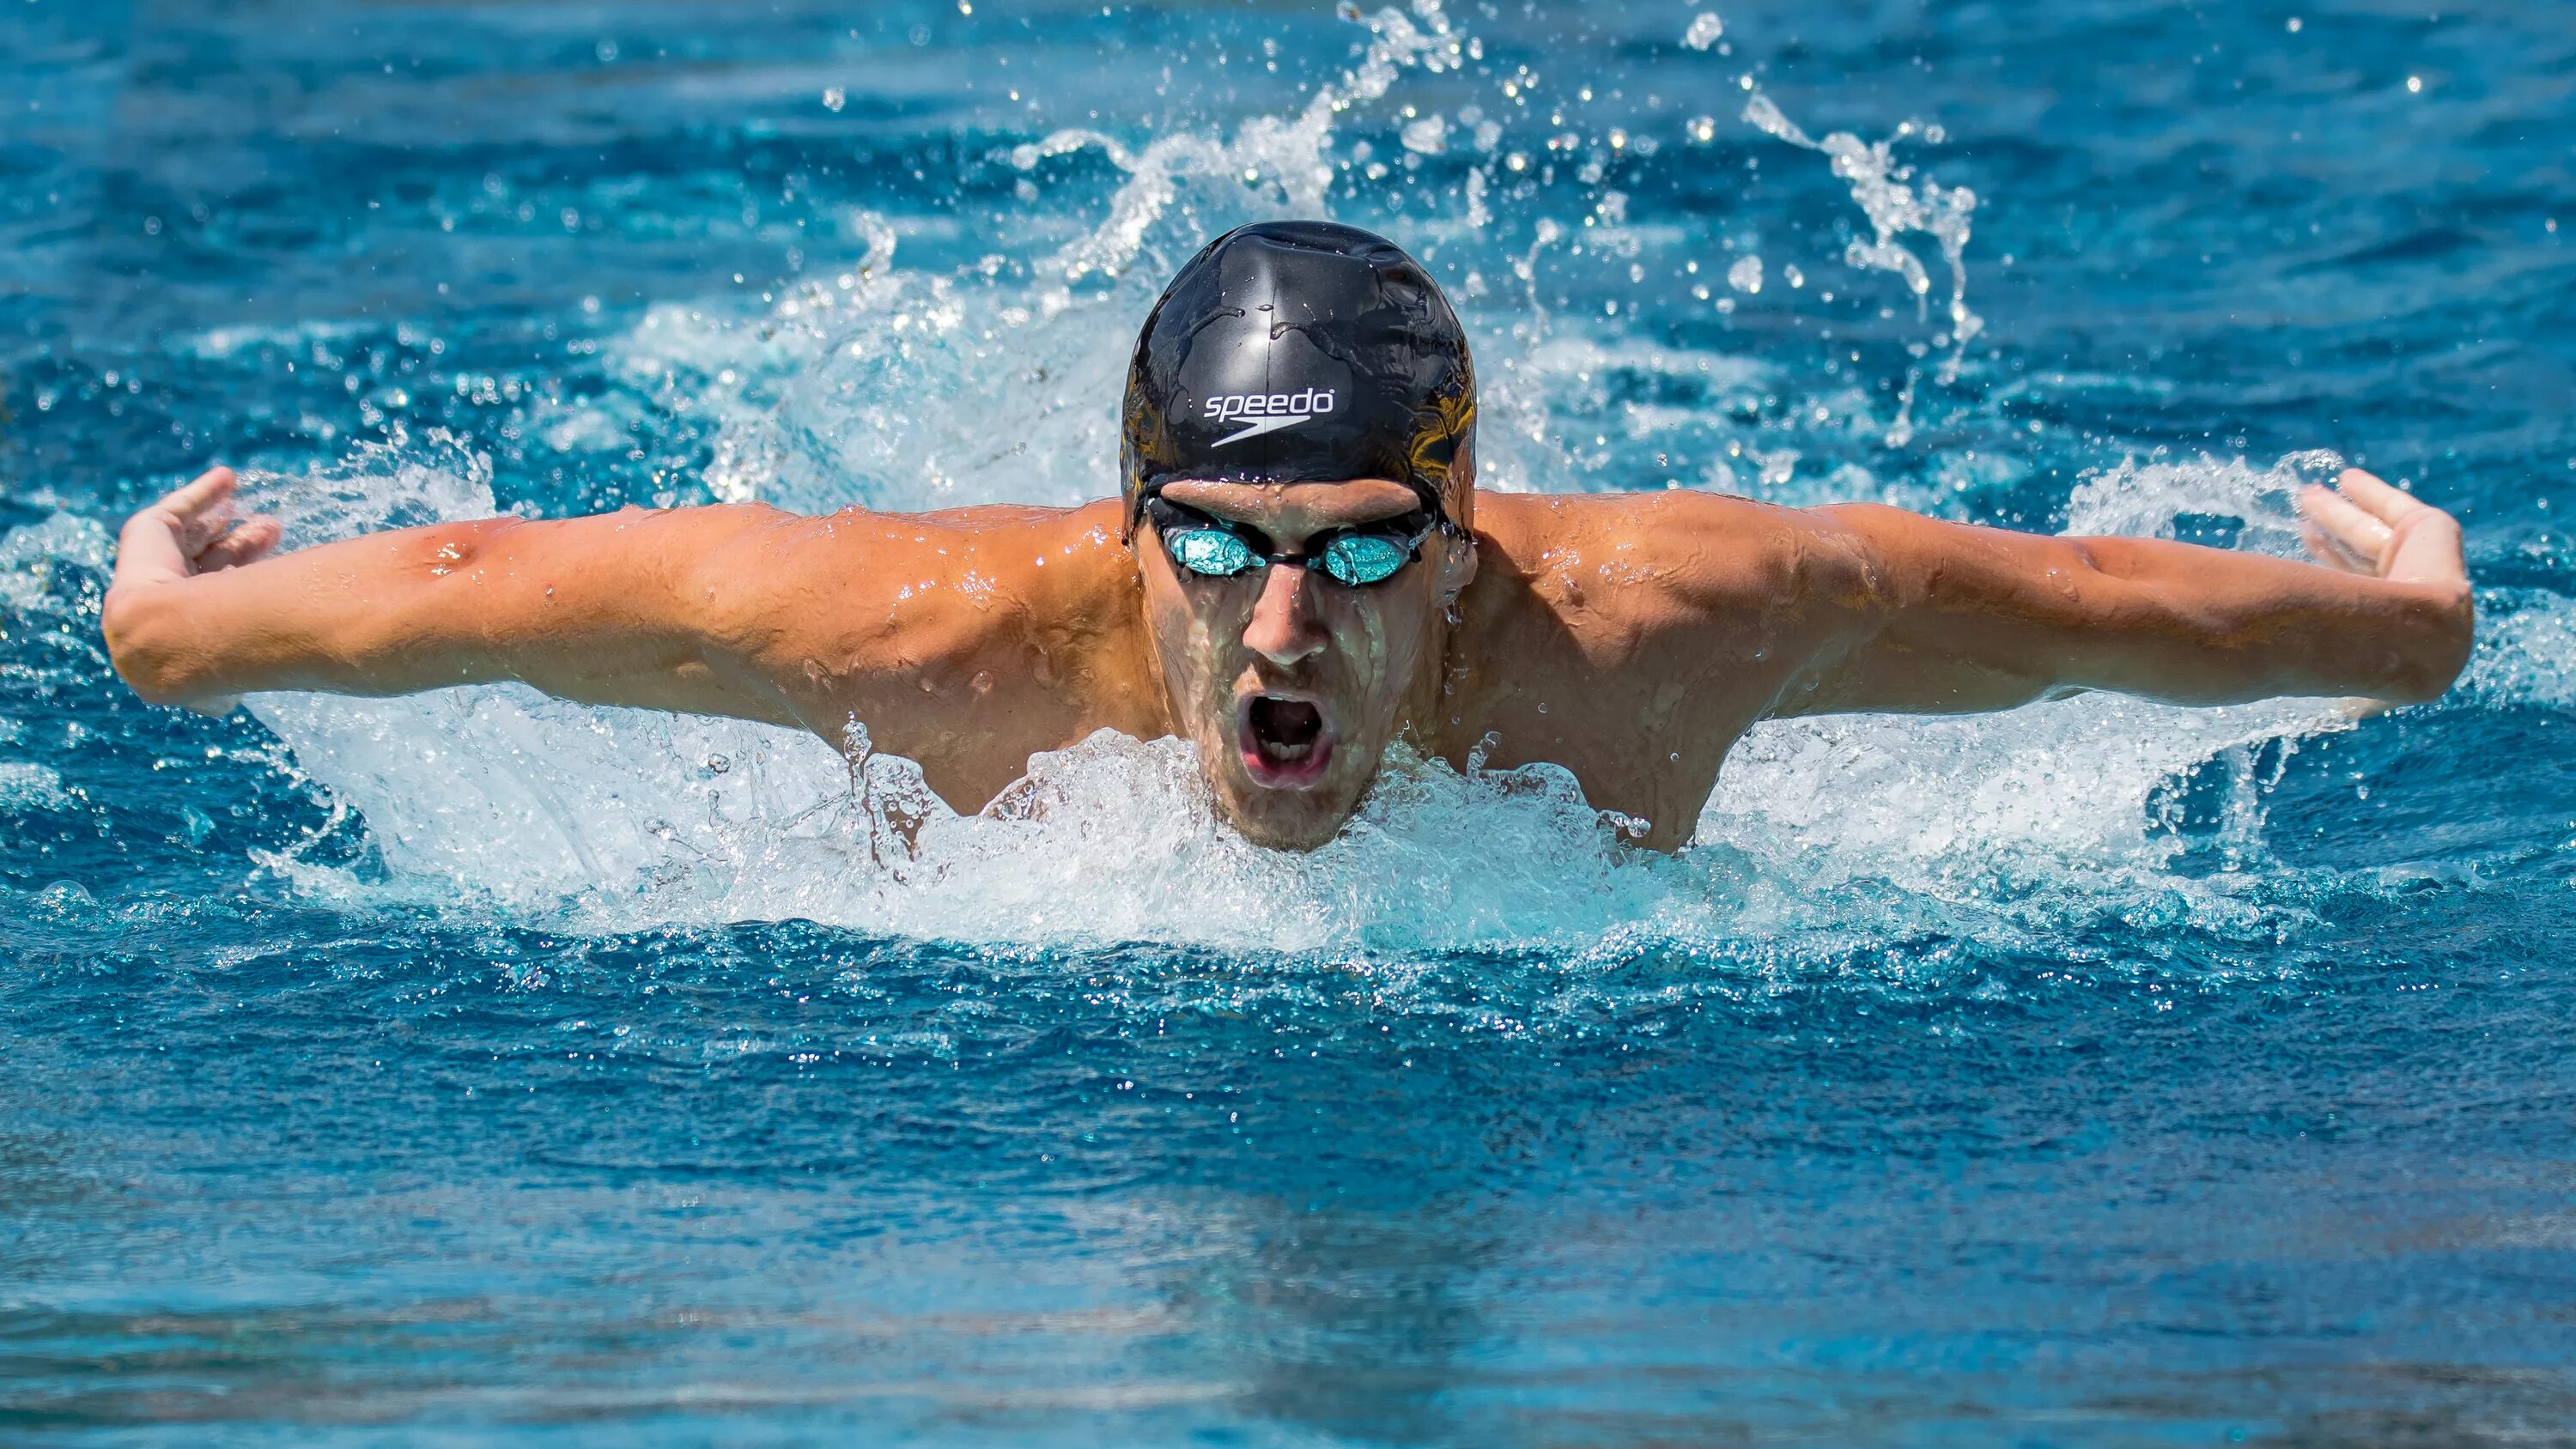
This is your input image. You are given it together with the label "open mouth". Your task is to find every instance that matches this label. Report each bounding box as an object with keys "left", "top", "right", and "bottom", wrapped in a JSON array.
[{"left": 1239, "top": 693, "right": 1334, "bottom": 788}]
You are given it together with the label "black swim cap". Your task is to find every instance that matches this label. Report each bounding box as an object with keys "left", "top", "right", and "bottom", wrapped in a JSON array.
[{"left": 1120, "top": 220, "right": 1476, "bottom": 532}]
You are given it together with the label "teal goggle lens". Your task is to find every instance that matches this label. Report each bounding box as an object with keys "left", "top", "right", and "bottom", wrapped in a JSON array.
[
  {"left": 1318, "top": 532, "right": 1410, "bottom": 585},
  {"left": 1168, "top": 528, "right": 1261, "bottom": 578}
]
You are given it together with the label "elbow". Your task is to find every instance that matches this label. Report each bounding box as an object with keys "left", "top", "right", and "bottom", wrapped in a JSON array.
[
  {"left": 100, "top": 585, "right": 205, "bottom": 706},
  {"left": 2378, "top": 665, "right": 2459, "bottom": 710}
]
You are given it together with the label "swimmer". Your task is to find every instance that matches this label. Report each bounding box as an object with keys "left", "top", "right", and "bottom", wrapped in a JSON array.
[{"left": 101, "top": 221, "right": 2475, "bottom": 851}]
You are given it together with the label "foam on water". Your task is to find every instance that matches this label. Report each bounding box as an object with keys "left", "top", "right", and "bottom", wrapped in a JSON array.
[{"left": 21, "top": 2, "right": 2567, "bottom": 962}]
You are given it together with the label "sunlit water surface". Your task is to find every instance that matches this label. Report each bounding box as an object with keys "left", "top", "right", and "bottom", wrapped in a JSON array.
[{"left": 6, "top": 0, "right": 2576, "bottom": 1442}]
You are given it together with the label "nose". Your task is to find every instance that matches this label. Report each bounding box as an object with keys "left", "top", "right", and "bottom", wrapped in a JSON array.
[{"left": 1241, "top": 561, "right": 1327, "bottom": 666}]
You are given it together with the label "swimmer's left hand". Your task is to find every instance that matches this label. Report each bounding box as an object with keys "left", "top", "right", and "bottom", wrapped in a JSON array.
[{"left": 104, "top": 466, "right": 283, "bottom": 715}]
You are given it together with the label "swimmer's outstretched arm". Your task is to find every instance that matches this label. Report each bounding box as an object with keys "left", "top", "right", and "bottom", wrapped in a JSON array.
[
  {"left": 1775, "top": 469, "right": 2475, "bottom": 716},
  {"left": 100, "top": 470, "right": 1131, "bottom": 796},
  {"left": 102, "top": 468, "right": 817, "bottom": 721}
]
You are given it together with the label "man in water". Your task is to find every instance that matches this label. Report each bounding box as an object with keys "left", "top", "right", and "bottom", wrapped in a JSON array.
[{"left": 103, "top": 221, "right": 2474, "bottom": 852}]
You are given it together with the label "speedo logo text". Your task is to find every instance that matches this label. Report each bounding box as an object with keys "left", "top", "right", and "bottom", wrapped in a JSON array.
[{"left": 1204, "top": 387, "right": 1336, "bottom": 446}]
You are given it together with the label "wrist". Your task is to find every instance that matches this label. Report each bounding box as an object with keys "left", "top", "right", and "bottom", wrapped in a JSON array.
[{"left": 2377, "top": 578, "right": 2476, "bottom": 706}]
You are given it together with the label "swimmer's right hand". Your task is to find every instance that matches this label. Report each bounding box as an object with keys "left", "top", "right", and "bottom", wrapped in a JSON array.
[{"left": 102, "top": 466, "right": 283, "bottom": 715}]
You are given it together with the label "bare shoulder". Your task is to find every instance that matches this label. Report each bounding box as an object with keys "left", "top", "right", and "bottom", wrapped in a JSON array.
[
  {"left": 691, "top": 495, "right": 1151, "bottom": 746},
  {"left": 1472, "top": 488, "right": 1880, "bottom": 627},
  {"left": 1440, "top": 490, "right": 1881, "bottom": 846}
]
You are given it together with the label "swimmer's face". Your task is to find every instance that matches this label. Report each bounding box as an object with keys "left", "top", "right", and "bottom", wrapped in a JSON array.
[{"left": 1137, "top": 478, "right": 1476, "bottom": 851}]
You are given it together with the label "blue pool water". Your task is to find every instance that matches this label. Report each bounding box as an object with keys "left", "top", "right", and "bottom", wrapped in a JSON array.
[{"left": 6, "top": 0, "right": 2576, "bottom": 1440}]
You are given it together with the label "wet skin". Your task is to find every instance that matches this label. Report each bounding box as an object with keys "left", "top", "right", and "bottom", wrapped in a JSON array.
[{"left": 105, "top": 466, "right": 2474, "bottom": 852}]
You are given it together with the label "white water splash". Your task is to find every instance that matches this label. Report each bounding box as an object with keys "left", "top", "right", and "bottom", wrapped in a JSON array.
[
  {"left": 1741, "top": 90, "right": 1982, "bottom": 387},
  {"left": 2064, "top": 449, "right": 2343, "bottom": 550},
  {"left": 563, "top": 0, "right": 1482, "bottom": 519},
  {"left": 0, "top": 761, "right": 77, "bottom": 815},
  {"left": 1701, "top": 452, "right": 2377, "bottom": 926},
  {"left": 1, "top": 517, "right": 109, "bottom": 815},
  {"left": 0, "top": 512, "right": 111, "bottom": 615},
  {"left": 560, "top": 0, "right": 1978, "bottom": 516},
  {"left": 1009, "top": 0, "right": 1467, "bottom": 288},
  {"left": 2464, "top": 591, "right": 2576, "bottom": 710}
]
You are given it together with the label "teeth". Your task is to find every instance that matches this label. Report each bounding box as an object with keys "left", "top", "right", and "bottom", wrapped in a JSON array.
[{"left": 1247, "top": 696, "right": 1323, "bottom": 772}]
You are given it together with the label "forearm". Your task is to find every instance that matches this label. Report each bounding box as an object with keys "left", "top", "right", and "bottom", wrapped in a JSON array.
[
  {"left": 1796, "top": 506, "right": 2475, "bottom": 714},
  {"left": 2030, "top": 535, "right": 2470, "bottom": 704},
  {"left": 103, "top": 512, "right": 791, "bottom": 719}
]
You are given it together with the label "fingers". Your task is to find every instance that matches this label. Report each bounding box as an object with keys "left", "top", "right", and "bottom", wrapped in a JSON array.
[
  {"left": 195, "top": 515, "right": 282, "bottom": 573},
  {"left": 2296, "top": 483, "right": 2392, "bottom": 572},
  {"left": 155, "top": 466, "right": 239, "bottom": 521},
  {"left": 2385, "top": 503, "right": 2468, "bottom": 590},
  {"left": 2331, "top": 468, "right": 2432, "bottom": 525},
  {"left": 2299, "top": 519, "right": 2374, "bottom": 574},
  {"left": 114, "top": 466, "right": 250, "bottom": 589},
  {"left": 2317, "top": 467, "right": 2469, "bottom": 590},
  {"left": 175, "top": 497, "right": 243, "bottom": 557}
]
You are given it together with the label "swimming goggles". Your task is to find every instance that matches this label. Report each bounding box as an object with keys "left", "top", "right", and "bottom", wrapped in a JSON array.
[{"left": 1143, "top": 494, "right": 1449, "bottom": 588}]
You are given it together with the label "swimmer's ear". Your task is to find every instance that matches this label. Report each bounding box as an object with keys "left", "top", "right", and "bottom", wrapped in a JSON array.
[{"left": 1434, "top": 528, "right": 1477, "bottom": 603}]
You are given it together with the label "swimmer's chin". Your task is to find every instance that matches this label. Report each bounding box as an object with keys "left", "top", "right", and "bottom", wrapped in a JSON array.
[
  {"left": 1208, "top": 767, "right": 1366, "bottom": 852},
  {"left": 1214, "top": 800, "right": 1350, "bottom": 852},
  {"left": 1202, "top": 691, "right": 1348, "bottom": 848}
]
